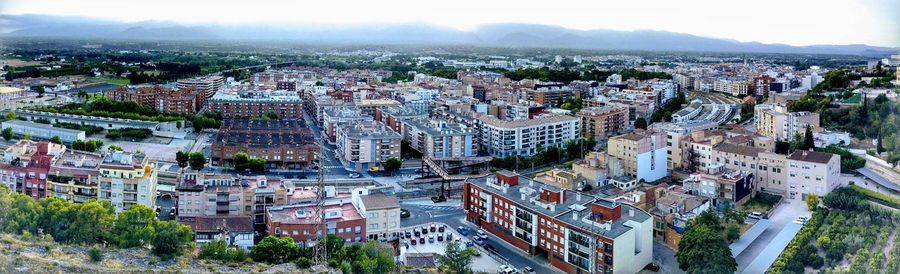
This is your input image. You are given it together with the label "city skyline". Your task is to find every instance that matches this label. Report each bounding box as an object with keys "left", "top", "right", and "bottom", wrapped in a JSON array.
[{"left": 3, "top": 0, "right": 899, "bottom": 47}]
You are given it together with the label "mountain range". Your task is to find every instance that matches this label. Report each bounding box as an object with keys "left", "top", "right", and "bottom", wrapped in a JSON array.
[{"left": 2, "top": 14, "right": 896, "bottom": 56}]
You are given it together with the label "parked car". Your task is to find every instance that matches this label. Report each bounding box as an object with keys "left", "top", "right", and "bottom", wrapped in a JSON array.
[
  {"left": 405, "top": 230, "right": 411, "bottom": 238},
  {"left": 473, "top": 237, "right": 484, "bottom": 246},
  {"left": 428, "top": 235, "right": 435, "bottom": 243},
  {"left": 430, "top": 224, "right": 436, "bottom": 232},
  {"left": 793, "top": 216, "right": 809, "bottom": 225},
  {"left": 410, "top": 238, "right": 417, "bottom": 245},
  {"left": 348, "top": 172, "right": 361, "bottom": 178},
  {"left": 476, "top": 229, "right": 487, "bottom": 238},
  {"left": 747, "top": 211, "right": 764, "bottom": 220},
  {"left": 457, "top": 226, "right": 469, "bottom": 235},
  {"left": 498, "top": 265, "right": 516, "bottom": 274},
  {"left": 414, "top": 230, "right": 421, "bottom": 237},
  {"left": 437, "top": 234, "right": 444, "bottom": 242},
  {"left": 418, "top": 237, "right": 425, "bottom": 244},
  {"left": 522, "top": 266, "right": 535, "bottom": 273},
  {"left": 445, "top": 232, "right": 453, "bottom": 241},
  {"left": 643, "top": 262, "right": 660, "bottom": 272},
  {"left": 400, "top": 209, "right": 410, "bottom": 218},
  {"left": 438, "top": 224, "right": 445, "bottom": 233},
  {"left": 421, "top": 226, "right": 428, "bottom": 234}
]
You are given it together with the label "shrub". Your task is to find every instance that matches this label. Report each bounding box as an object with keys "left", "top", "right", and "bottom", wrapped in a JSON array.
[
  {"left": 295, "top": 257, "right": 312, "bottom": 268},
  {"left": 88, "top": 246, "right": 103, "bottom": 262}
]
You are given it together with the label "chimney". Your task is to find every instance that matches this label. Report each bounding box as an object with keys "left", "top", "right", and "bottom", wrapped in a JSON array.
[
  {"left": 572, "top": 211, "right": 578, "bottom": 220},
  {"left": 576, "top": 193, "right": 582, "bottom": 202}
]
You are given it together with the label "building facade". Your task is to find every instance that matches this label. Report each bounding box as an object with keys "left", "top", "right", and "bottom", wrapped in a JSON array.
[
  {"left": 577, "top": 106, "right": 628, "bottom": 140},
  {"left": 211, "top": 120, "right": 319, "bottom": 169},
  {"left": 607, "top": 130, "right": 668, "bottom": 183},
  {"left": 476, "top": 115, "right": 580, "bottom": 157},
  {"left": 98, "top": 151, "right": 157, "bottom": 213}
]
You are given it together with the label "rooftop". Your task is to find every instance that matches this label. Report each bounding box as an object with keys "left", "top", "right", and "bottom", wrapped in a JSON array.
[
  {"left": 360, "top": 193, "right": 400, "bottom": 210},
  {"left": 268, "top": 198, "right": 363, "bottom": 225},
  {"left": 477, "top": 114, "right": 577, "bottom": 128},
  {"left": 787, "top": 150, "right": 836, "bottom": 164}
]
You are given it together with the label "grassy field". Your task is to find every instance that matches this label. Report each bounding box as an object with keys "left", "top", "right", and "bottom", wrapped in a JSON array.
[
  {"left": 106, "top": 78, "right": 131, "bottom": 85},
  {"left": 842, "top": 93, "right": 862, "bottom": 104}
]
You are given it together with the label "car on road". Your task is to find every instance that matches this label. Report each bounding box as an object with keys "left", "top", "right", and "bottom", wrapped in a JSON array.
[
  {"left": 457, "top": 226, "right": 469, "bottom": 235},
  {"left": 476, "top": 229, "right": 487, "bottom": 238},
  {"left": 349, "top": 173, "right": 360, "bottom": 178},
  {"left": 445, "top": 232, "right": 452, "bottom": 241},
  {"left": 473, "top": 237, "right": 484, "bottom": 246},
  {"left": 793, "top": 216, "right": 809, "bottom": 225},
  {"left": 523, "top": 266, "right": 535, "bottom": 273},
  {"left": 400, "top": 209, "right": 410, "bottom": 218},
  {"left": 643, "top": 262, "right": 660, "bottom": 272}
]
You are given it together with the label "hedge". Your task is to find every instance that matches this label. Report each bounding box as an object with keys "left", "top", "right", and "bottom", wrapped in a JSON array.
[{"left": 768, "top": 209, "right": 826, "bottom": 273}]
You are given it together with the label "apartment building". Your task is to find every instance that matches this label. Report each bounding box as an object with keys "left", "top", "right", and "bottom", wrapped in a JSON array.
[
  {"left": 0, "top": 140, "right": 66, "bottom": 199},
  {"left": 713, "top": 79, "right": 749, "bottom": 96},
  {"left": 46, "top": 150, "right": 103, "bottom": 203},
  {"left": 755, "top": 104, "right": 820, "bottom": 141},
  {"left": 464, "top": 172, "right": 653, "bottom": 274},
  {"left": 572, "top": 151, "right": 609, "bottom": 187},
  {"left": 176, "top": 75, "right": 224, "bottom": 99},
  {"left": 335, "top": 120, "right": 402, "bottom": 172},
  {"left": 402, "top": 118, "right": 475, "bottom": 159},
  {"left": 786, "top": 150, "right": 840, "bottom": 200},
  {"left": 106, "top": 85, "right": 206, "bottom": 114},
  {"left": 476, "top": 114, "right": 580, "bottom": 157},
  {"left": 351, "top": 189, "right": 401, "bottom": 241},
  {"left": 607, "top": 130, "right": 668, "bottom": 183},
  {"left": 356, "top": 98, "right": 401, "bottom": 116},
  {"left": 683, "top": 165, "right": 754, "bottom": 210},
  {"left": 375, "top": 106, "right": 429, "bottom": 133},
  {"left": 266, "top": 196, "right": 367, "bottom": 246},
  {"left": 208, "top": 90, "right": 304, "bottom": 119},
  {"left": 577, "top": 106, "right": 629, "bottom": 140},
  {"left": 211, "top": 119, "right": 318, "bottom": 169},
  {"left": 98, "top": 151, "right": 157, "bottom": 213},
  {"left": 323, "top": 107, "right": 372, "bottom": 143}
]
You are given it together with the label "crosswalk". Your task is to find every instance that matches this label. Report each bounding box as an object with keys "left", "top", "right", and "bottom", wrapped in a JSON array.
[{"left": 413, "top": 205, "right": 461, "bottom": 211}]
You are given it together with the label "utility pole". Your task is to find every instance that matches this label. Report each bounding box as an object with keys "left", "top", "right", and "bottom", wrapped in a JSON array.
[{"left": 312, "top": 138, "right": 328, "bottom": 265}]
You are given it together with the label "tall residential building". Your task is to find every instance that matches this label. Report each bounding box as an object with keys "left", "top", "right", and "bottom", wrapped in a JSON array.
[
  {"left": 322, "top": 107, "right": 372, "bottom": 143},
  {"left": 208, "top": 90, "right": 304, "bottom": 119},
  {"left": 351, "top": 189, "right": 401, "bottom": 242},
  {"left": 46, "top": 150, "right": 103, "bottom": 203},
  {"left": 106, "top": 85, "right": 206, "bottom": 114},
  {"left": 177, "top": 75, "right": 224, "bottom": 99},
  {"left": 607, "top": 130, "right": 668, "bottom": 183},
  {"left": 98, "top": 151, "right": 157, "bottom": 213},
  {"left": 755, "top": 104, "right": 820, "bottom": 141},
  {"left": 0, "top": 140, "right": 66, "bottom": 199},
  {"left": 266, "top": 196, "right": 367, "bottom": 246},
  {"left": 476, "top": 114, "right": 580, "bottom": 157},
  {"left": 464, "top": 172, "right": 653, "bottom": 274},
  {"left": 335, "top": 120, "right": 402, "bottom": 172},
  {"left": 577, "top": 106, "right": 628, "bottom": 140},
  {"left": 786, "top": 150, "right": 840, "bottom": 200},
  {"left": 401, "top": 118, "right": 475, "bottom": 159}
]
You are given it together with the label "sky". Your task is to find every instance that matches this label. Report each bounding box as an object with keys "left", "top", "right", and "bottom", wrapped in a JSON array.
[{"left": 2, "top": 0, "right": 898, "bottom": 47}]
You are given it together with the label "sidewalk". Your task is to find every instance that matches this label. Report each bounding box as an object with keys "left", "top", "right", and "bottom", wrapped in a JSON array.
[{"left": 400, "top": 198, "right": 461, "bottom": 207}]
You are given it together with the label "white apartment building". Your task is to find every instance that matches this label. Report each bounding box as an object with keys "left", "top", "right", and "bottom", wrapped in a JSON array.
[
  {"left": 755, "top": 104, "right": 820, "bottom": 141},
  {"left": 402, "top": 118, "right": 475, "bottom": 159},
  {"left": 351, "top": 189, "right": 400, "bottom": 242},
  {"left": 177, "top": 75, "right": 224, "bottom": 99},
  {"left": 98, "top": 151, "right": 157, "bottom": 213},
  {"left": 476, "top": 114, "right": 580, "bottom": 157},
  {"left": 786, "top": 150, "right": 840, "bottom": 200},
  {"left": 336, "top": 120, "right": 402, "bottom": 172},
  {"left": 607, "top": 129, "right": 668, "bottom": 183}
]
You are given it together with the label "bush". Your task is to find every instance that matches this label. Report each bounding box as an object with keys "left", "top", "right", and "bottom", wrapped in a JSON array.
[
  {"left": 769, "top": 210, "right": 825, "bottom": 274},
  {"left": 106, "top": 128, "right": 152, "bottom": 140},
  {"left": 88, "top": 246, "right": 103, "bottom": 262},
  {"left": 295, "top": 257, "right": 312, "bottom": 268}
]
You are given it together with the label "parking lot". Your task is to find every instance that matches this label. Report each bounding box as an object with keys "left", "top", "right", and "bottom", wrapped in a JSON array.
[
  {"left": 397, "top": 222, "right": 504, "bottom": 273},
  {"left": 735, "top": 199, "right": 810, "bottom": 273}
]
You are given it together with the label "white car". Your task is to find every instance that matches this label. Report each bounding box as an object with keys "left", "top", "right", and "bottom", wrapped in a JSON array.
[
  {"left": 792, "top": 216, "right": 809, "bottom": 225},
  {"left": 349, "top": 173, "right": 361, "bottom": 178},
  {"left": 497, "top": 265, "right": 516, "bottom": 274}
]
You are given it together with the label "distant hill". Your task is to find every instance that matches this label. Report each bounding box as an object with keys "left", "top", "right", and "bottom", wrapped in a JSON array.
[{"left": 2, "top": 14, "right": 897, "bottom": 56}]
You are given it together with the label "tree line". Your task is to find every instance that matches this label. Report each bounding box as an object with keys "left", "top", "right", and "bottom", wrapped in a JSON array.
[{"left": 0, "top": 186, "right": 194, "bottom": 260}]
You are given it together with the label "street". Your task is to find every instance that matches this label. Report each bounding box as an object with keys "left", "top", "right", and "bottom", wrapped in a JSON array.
[
  {"left": 399, "top": 201, "right": 563, "bottom": 273},
  {"left": 734, "top": 199, "right": 810, "bottom": 273}
]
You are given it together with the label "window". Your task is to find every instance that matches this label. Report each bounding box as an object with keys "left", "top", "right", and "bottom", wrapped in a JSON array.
[{"left": 355, "top": 226, "right": 361, "bottom": 234}]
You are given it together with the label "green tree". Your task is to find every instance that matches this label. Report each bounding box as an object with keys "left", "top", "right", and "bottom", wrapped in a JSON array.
[
  {"left": 108, "top": 144, "right": 123, "bottom": 151},
  {"left": 68, "top": 200, "right": 115, "bottom": 244},
  {"left": 354, "top": 241, "right": 395, "bottom": 274},
  {"left": 49, "top": 136, "right": 63, "bottom": 144},
  {"left": 150, "top": 221, "right": 194, "bottom": 260},
  {"left": 251, "top": 236, "right": 299, "bottom": 264},
  {"left": 175, "top": 151, "right": 189, "bottom": 168},
  {"left": 35, "top": 86, "right": 45, "bottom": 97},
  {"left": 114, "top": 205, "right": 157, "bottom": 248},
  {"left": 634, "top": 117, "right": 648, "bottom": 130},
  {"left": 676, "top": 223, "right": 737, "bottom": 273},
  {"left": 806, "top": 194, "right": 819, "bottom": 211},
  {"left": 802, "top": 125, "right": 815, "bottom": 150},
  {"left": 23, "top": 132, "right": 31, "bottom": 140},
  {"left": 726, "top": 224, "right": 741, "bottom": 243},
  {"left": 249, "top": 158, "right": 266, "bottom": 172},
  {"left": 383, "top": 157, "right": 402, "bottom": 173},
  {"left": 189, "top": 152, "right": 206, "bottom": 171},
  {"left": 439, "top": 241, "right": 476, "bottom": 274},
  {"left": 176, "top": 121, "right": 182, "bottom": 130},
  {"left": 2, "top": 127, "right": 13, "bottom": 141},
  {"left": 3, "top": 111, "right": 15, "bottom": 121},
  {"left": 233, "top": 152, "right": 250, "bottom": 171}
]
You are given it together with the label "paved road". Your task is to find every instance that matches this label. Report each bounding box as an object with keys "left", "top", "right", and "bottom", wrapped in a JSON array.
[
  {"left": 729, "top": 219, "right": 771, "bottom": 257},
  {"left": 735, "top": 199, "right": 809, "bottom": 273},
  {"left": 742, "top": 222, "right": 803, "bottom": 274},
  {"left": 648, "top": 241, "right": 683, "bottom": 274},
  {"left": 399, "top": 203, "right": 562, "bottom": 273}
]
